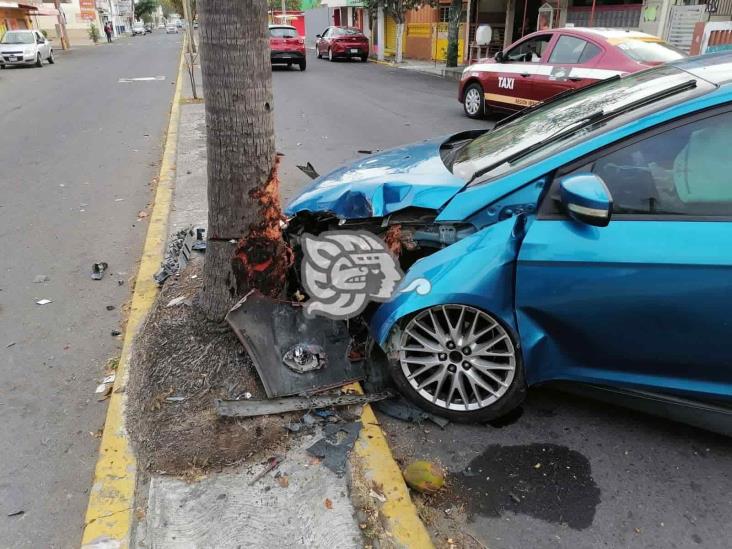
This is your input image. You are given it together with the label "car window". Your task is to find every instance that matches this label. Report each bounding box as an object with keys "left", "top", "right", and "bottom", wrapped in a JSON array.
[
  {"left": 549, "top": 35, "right": 598, "bottom": 64},
  {"left": 333, "top": 27, "right": 362, "bottom": 36},
  {"left": 505, "top": 34, "right": 552, "bottom": 63},
  {"left": 574, "top": 111, "right": 732, "bottom": 216},
  {"left": 579, "top": 42, "right": 602, "bottom": 63},
  {"left": 612, "top": 38, "right": 685, "bottom": 64},
  {"left": 270, "top": 27, "right": 297, "bottom": 38},
  {"left": 321, "top": 28, "right": 330, "bottom": 38}
]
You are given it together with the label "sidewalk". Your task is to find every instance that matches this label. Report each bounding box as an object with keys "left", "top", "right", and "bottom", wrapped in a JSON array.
[{"left": 372, "top": 57, "right": 466, "bottom": 82}]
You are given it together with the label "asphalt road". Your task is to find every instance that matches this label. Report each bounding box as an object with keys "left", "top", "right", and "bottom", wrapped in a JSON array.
[
  {"left": 0, "top": 33, "right": 181, "bottom": 548},
  {"left": 271, "top": 52, "right": 732, "bottom": 549}
]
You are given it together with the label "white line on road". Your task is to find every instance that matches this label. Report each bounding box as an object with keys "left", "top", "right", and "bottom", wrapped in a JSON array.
[{"left": 118, "top": 76, "right": 166, "bottom": 83}]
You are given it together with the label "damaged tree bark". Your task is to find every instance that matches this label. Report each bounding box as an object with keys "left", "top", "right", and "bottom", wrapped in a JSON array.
[{"left": 197, "top": 0, "right": 292, "bottom": 321}]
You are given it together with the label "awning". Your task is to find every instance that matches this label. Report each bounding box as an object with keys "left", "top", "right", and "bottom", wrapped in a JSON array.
[{"left": 25, "top": 5, "right": 60, "bottom": 15}]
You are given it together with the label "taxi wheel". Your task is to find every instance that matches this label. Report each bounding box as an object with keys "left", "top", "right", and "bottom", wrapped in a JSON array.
[{"left": 463, "top": 83, "right": 485, "bottom": 119}]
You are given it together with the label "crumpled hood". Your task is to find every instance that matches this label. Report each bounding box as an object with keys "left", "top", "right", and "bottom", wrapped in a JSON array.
[{"left": 285, "top": 137, "right": 466, "bottom": 219}]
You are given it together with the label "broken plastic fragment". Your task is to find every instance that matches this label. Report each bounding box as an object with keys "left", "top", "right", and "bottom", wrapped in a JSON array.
[
  {"left": 36, "top": 299, "right": 52, "bottom": 305},
  {"left": 91, "top": 262, "right": 108, "bottom": 280}
]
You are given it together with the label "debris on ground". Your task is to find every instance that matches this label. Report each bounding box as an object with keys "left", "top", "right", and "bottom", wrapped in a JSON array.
[
  {"left": 91, "top": 262, "right": 108, "bottom": 280},
  {"left": 153, "top": 226, "right": 205, "bottom": 285},
  {"left": 33, "top": 275, "right": 49, "bottom": 283},
  {"left": 6, "top": 342, "right": 16, "bottom": 348},
  {"left": 374, "top": 398, "right": 450, "bottom": 429},
  {"left": 166, "top": 296, "right": 188, "bottom": 307},
  {"left": 36, "top": 299, "right": 52, "bottom": 305},
  {"left": 249, "top": 455, "right": 283, "bottom": 485},
  {"left": 215, "top": 391, "right": 393, "bottom": 418},
  {"left": 307, "top": 421, "right": 362, "bottom": 475},
  {"left": 106, "top": 305, "right": 116, "bottom": 311},
  {"left": 324, "top": 498, "right": 333, "bottom": 509},
  {"left": 111, "top": 330, "right": 122, "bottom": 336},
  {"left": 403, "top": 461, "right": 445, "bottom": 494},
  {"left": 191, "top": 228, "right": 206, "bottom": 251},
  {"left": 296, "top": 162, "right": 319, "bottom": 180},
  {"left": 226, "top": 291, "right": 365, "bottom": 398}
]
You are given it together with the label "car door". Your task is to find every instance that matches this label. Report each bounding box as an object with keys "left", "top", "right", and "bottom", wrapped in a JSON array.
[
  {"left": 534, "top": 34, "right": 606, "bottom": 101},
  {"left": 486, "top": 33, "right": 553, "bottom": 110},
  {"left": 318, "top": 28, "right": 331, "bottom": 55},
  {"left": 516, "top": 107, "right": 732, "bottom": 400}
]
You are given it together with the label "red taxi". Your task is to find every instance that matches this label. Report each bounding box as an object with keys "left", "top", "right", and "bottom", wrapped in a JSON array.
[
  {"left": 459, "top": 28, "right": 685, "bottom": 118},
  {"left": 269, "top": 25, "right": 306, "bottom": 71},
  {"left": 315, "top": 26, "right": 369, "bottom": 62}
]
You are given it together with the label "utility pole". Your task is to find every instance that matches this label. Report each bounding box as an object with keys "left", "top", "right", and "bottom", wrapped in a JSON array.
[{"left": 53, "top": 0, "right": 69, "bottom": 49}]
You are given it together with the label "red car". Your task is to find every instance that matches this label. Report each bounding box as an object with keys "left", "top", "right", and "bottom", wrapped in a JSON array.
[
  {"left": 269, "top": 25, "right": 306, "bottom": 71},
  {"left": 459, "top": 28, "right": 685, "bottom": 118},
  {"left": 315, "top": 26, "right": 369, "bottom": 62}
]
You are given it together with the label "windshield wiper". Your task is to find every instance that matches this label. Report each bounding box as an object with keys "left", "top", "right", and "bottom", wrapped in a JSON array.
[
  {"left": 494, "top": 75, "right": 622, "bottom": 129},
  {"left": 467, "top": 78, "right": 697, "bottom": 185}
]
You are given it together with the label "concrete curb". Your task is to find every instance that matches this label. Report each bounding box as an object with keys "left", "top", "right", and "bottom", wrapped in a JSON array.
[
  {"left": 79, "top": 43, "right": 185, "bottom": 549},
  {"left": 368, "top": 57, "right": 464, "bottom": 82}
]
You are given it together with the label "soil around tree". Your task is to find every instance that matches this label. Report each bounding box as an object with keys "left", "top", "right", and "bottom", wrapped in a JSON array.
[{"left": 126, "top": 255, "right": 292, "bottom": 474}]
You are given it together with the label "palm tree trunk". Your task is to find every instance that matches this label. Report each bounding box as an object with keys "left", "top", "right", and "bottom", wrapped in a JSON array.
[
  {"left": 446, "top": 0, "right": 462, "bottom": 68},
  {"left": 197, "top": 0, "right": 292, "bottom": 322}
]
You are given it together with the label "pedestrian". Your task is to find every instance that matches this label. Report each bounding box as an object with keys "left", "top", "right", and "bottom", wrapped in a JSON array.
[{"left": 104, "top": 22, "right": 113, "bottom": 43}]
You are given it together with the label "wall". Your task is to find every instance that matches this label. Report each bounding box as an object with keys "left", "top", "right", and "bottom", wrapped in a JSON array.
[
  {"left": 36, "top": 0, "right": 102, "bottom": 45},
  {"left": 303, "top": 6, "right": 329, "bottom": 45},
  {"left": 0, "top": 8, "right": 31, "bottom": 37}
]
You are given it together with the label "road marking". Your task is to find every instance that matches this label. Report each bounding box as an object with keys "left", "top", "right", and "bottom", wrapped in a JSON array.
[
  {"left": 118, "top": 76, "right": 166, "bottom": 83},
  {"left": 81, "top": 45, "right": 184, "bottom": 549}
]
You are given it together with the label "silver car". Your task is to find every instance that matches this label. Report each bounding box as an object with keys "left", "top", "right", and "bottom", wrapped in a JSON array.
[{"left": 0, "top": 29, "right": 54, "bottom": 68}]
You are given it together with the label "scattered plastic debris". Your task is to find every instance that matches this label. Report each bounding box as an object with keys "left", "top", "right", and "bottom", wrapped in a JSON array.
[
  {"left": 403, "top": 461, "right": 445, "bottom": 494},
  {"left": 215, "top": 391, "right": 393, "bottom": 418},
  {"left": 111, "top": 330, "right": 122, "bottom": 337},
  {"left": 166, "top": 296, "right": 188, "bottom": 307},
  {"left": 6, "top": 342, "right": 16, "bottom": 348},
  {"left": 307, "top": 421, "right": 362, "bottom": 475},
  {"left": 249, "top": 456, "right": 283, "bottom": 485},
  {"left": 33, "top": 275, "right": 49, "bottom": 283},
  {"left": 95, "top": 383, "right": 109, "bottom": 394},
  {"left": 36, "top": 299, "right": 52, "bottom": 305},
  {"left": 154, "top": 227, "right": 198, "bottom": 285},
  {"left": 106, "top": 305, "right": 116, "bottom": 311},
  {"left": 165, "top": 396, "right": 187, "bottom": 402},
  {"left": 91, "top": 262, "right": 108, "bottom": 280},
  {"left": 296, "top": 162, "right": 319, "bottom": 180}
]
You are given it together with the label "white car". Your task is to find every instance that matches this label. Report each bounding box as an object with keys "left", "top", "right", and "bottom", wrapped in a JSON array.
[
  {"left": 166, "top": 24, "right": 178, "bottom": 34},
  {"left": 0, "top": 29, "right": 54, "bottom": 68},
  {"left": 132, "top": 22, "right": 146, "bottom": 36}
]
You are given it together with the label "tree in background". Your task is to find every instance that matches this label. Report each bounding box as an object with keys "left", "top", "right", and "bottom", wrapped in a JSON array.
[
  {"left": 445, "top": 0, "right": 462, "bottom": 67},
  {"left": 268, "top": 0, "right": 301, "bottom": 11},
  {"left": 135, "top": 0, "right": 159, "bottom": 21},
  {"left": 364, "top": 0, "right": 434, "bottom": 63},
  {"left": 197, "top": 0, "right": 292, "bottom": 321},
  {"left": 160, "top": 0, "right": 196, "bottom": 19}
]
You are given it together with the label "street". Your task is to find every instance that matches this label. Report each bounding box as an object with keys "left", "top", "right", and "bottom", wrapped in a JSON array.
[
  {"left": 0, "top": 33, "right": 181, "bottom": 548},
  {"left": 270, "top": 52, "right": 732, "bottom": 549}
]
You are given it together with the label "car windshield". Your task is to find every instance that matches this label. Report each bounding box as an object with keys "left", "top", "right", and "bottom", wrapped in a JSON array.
[
  {"left": 452, "top": 65, "right": 699, "bottom": 182},
  {"left": 612, "top": 38, "right": 686, "bottom": 64},
  {"left": 1, "top": 31, "right": 34, "bottom": 44},
  {"left": 334, "top": 27, "right": 362, "bottom": 36},
  {"left": 270, "top": 27, "right": 297, "bottom": 38}
]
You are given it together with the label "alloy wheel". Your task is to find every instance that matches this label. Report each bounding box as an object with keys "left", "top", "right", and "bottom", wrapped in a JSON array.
[
  {"left": 465, "top": 88, "right": 482, "bottom": 116},
  {"left": 397, "top": 305, "right": 516, "bottom": 412}
]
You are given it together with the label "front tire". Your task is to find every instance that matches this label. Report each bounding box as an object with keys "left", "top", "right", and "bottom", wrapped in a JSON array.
[
  {"left": 463, "top": 82, "right": 485, "bottom": 119},
  {"left": 48, "top": 50, "right": 55, "bottom": 64},
  {"left": 387, "top": 304, "right": 525, "bottom": 423},
  {"left": 36, "top": 53, "right": 43, "bottom": 67}
]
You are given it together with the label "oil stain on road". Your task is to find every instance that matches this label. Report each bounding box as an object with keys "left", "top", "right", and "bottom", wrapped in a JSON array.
[{"left": 451, "top": 443, "right": 601, "bottom": 529}]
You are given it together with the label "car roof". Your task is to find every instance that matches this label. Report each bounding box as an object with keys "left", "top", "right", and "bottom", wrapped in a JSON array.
[
  {"left": 668, "top": 51, "right": 732, "bottom": 86},
  {"left": 556, "top": 27, "right": 661, "bottom": 42}
]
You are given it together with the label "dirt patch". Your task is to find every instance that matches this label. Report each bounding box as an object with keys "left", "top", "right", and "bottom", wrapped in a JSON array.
[{"left": 127, "top": 255, "right": 292, "bottom": 474}]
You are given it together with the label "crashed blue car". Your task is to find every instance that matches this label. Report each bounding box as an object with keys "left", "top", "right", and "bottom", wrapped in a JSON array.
[{"left": 284, "top": 53, "right": 732, "bottom": 431}]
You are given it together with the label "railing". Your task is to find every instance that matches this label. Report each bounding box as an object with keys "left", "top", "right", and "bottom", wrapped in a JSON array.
[{"left": 710, "top": 0, "right": 732, "bottom": 17}]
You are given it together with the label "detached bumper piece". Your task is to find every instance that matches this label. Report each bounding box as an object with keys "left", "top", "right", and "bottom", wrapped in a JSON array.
[{"left": 225, "top": 291, "right": 366, "bottom": 398}]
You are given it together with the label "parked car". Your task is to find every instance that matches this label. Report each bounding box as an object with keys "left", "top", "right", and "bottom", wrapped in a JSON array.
[
  {"left": 284, "top": 53, "right": 732, "bottom": 434},
  {"left": 459, "top": 28, "right": 686, "bottom": 119},
  {"left": 315, "top": 26, "right": 369, "bottom": 62},
  {"left": 269, "top": 25, "right": 306, "bottom": 71},
  {"left": 0, "top": 29, "right": 54, "bottom": 68},
  {"left": 132, "top": 22, "right": 146, "bottom": 36},
  {"left": 166, "top": 24, "right": 179, "bottom": 34}
]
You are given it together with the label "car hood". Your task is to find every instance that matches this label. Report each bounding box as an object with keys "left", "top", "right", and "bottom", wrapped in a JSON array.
[{"left": 285, "top": 137, "right": 468, "bottom": 219}]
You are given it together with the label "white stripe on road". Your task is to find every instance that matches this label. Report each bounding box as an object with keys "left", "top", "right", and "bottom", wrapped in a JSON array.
[{"left": 118, "top": 76, "right": 166, "bottom": 82}]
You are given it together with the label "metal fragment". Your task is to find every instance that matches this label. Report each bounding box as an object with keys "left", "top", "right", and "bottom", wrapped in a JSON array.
[{"left": 215, "top": 391, "right": 393, "bottom": 418}]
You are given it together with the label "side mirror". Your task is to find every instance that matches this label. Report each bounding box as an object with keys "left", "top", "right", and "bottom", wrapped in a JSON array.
[
  {"left": 494, "top": 51, "right": 504, "bottom": 63},
  {"left": 559, "top": 173, "right": 613, "bottom": 227},
  {"left": 316, "top": 34, "right": 321, "bottom": 38}
]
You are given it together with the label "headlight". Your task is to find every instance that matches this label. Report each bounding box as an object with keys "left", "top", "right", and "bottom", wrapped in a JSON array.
[{"left": 24, "top": 48, "right": 34, "bottom": 54}]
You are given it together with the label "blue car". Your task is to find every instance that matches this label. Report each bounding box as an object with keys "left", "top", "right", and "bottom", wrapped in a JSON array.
[{"left": 285, "top": 54, "right": 732, "bottom": 430}]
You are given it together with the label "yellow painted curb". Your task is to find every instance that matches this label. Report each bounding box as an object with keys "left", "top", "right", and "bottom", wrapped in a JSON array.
[
  {"left": 350, "top": 384, "right": 435, "bottom": 549},
  {"left": 80, "top": 43, "right": 186, "bottom": 549}
]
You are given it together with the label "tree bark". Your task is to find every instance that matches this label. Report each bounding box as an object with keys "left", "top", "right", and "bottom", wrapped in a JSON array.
[
  {"left": 395, "top": 21, "right": 404, "bottom": 63},
  {"left": 445, "top": 0, "right": 462, "bottom": 67},
  {"left": 197, "top": 0, "right": 292, "bottom": 322}
]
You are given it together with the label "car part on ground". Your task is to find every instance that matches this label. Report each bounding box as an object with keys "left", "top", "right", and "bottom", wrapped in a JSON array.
[
  {"left": 307, "top": 421, "right": 362, "bottom": 475},
  {"left": 226, "top": 291, "right": 366, "bottom": 398},
  {"left": 215, "top": 391, "right": 393, "bottom": 418}
]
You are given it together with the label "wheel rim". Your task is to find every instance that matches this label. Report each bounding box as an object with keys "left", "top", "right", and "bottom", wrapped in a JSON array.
[
  {"left": 465, "top": 88, "right": 481, "bottom": 115},
  {"left": 398, "top": 305, "right": 516, "bottom": 412}
]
